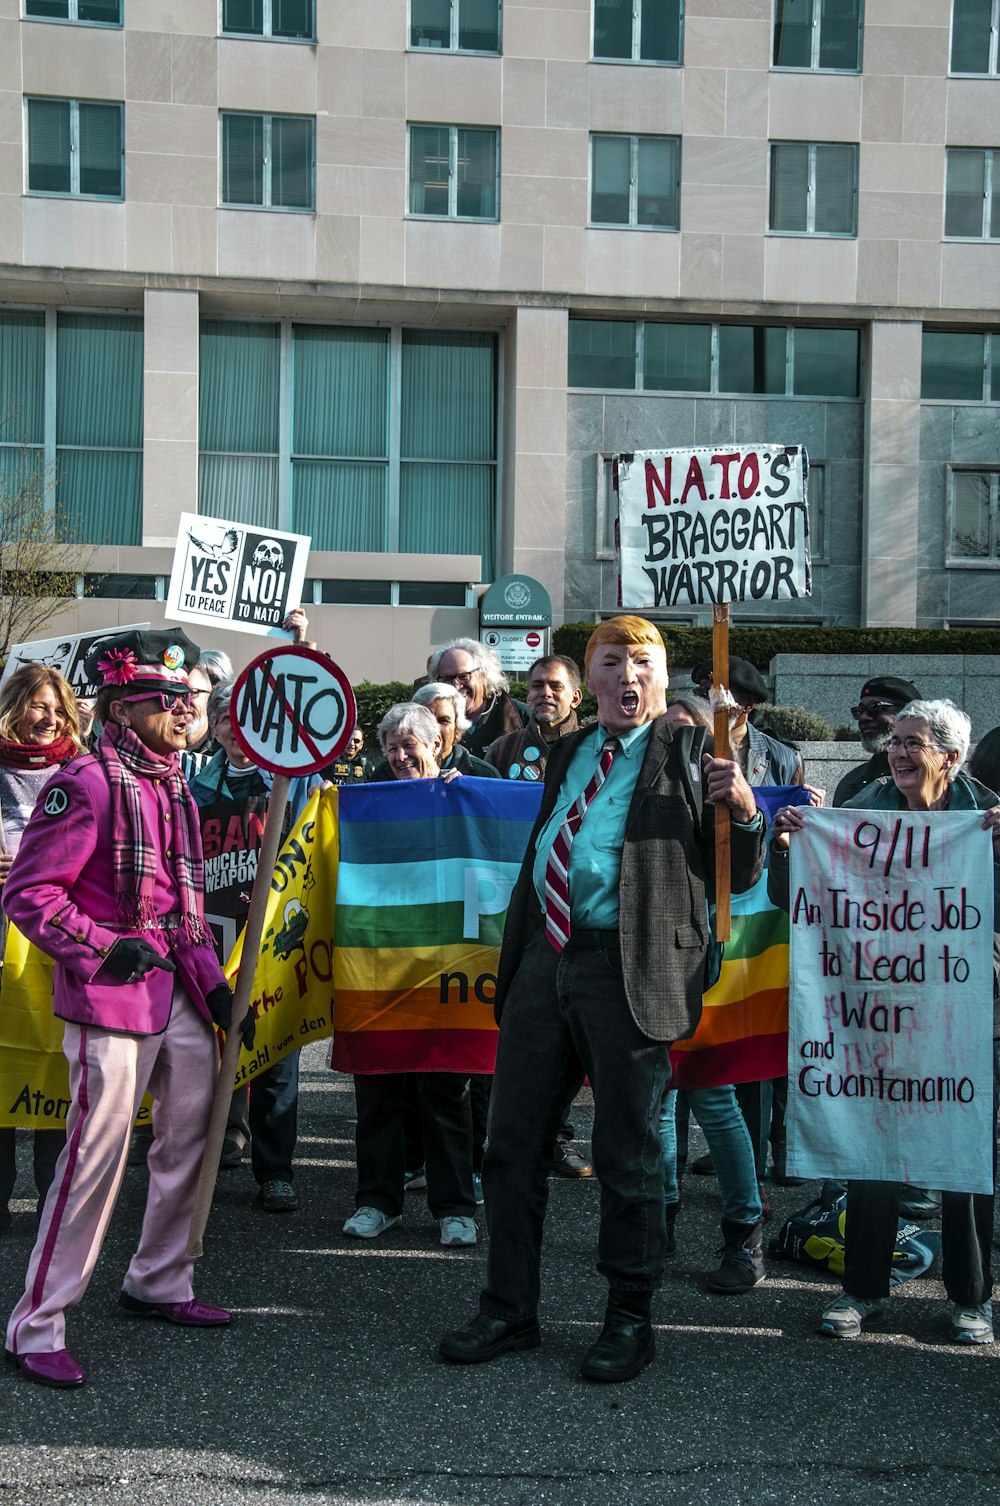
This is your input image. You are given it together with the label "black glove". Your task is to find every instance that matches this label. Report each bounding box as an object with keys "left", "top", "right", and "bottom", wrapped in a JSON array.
[
  {"left": 206, "top": 985, "right": 257, "bottom": 1051},
  {"left": 98, "top": 937, "right": 177, "bottom": 985}
]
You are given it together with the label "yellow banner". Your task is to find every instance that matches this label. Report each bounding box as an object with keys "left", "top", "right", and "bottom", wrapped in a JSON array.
[{"left": 0, "top": 923, "right": 70, "bottom": 1129}]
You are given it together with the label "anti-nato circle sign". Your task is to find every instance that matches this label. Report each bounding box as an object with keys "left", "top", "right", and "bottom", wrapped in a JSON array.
[{"left": 230, "top": 645, "right": 357, "bottom": 777}]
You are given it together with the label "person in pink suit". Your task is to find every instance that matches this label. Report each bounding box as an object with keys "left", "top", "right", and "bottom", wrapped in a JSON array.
[{"left": 3, "top": 627, "right": 252, "bottom": 1389}]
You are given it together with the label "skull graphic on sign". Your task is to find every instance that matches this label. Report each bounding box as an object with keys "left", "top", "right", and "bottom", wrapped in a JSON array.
[{"left": 251, "top": 539, "right": 285, "bottom": 570}]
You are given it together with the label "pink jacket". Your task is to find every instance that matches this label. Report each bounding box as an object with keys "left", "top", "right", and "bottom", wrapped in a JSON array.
[{"left": 2, "top": 752, "right": 226, "bottom": 1035}]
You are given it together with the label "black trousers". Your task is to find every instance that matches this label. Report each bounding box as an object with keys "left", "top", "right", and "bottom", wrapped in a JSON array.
[
  {"left": 481, "top": 932, "right": 671, "bottom": 1321},
  {"left": 353, "top": 1072, "right": 475, "bottom": 1219},
  {"left": 0, "top": 1127, "right": 63, "bottom": 1216}
]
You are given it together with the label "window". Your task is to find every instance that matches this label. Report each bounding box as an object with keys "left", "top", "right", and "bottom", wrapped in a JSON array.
[
  {"left": 84, "top": 574, "right": 161, "bottom": 599},
  {"left": 0, "top": 309, "right": 143, "bottom": 546},
  {"left": 945, "top": 148, "right": 1000, "bottom": 239},
  {"left": 221, "top": 0, "right": 314, "bottom": 39},
  {"left": 25, "top": 98, "right": 123, "bottom": 199},
  {"left": 592, "top": 0, "right": 682, "bottom": 63},
  {"left": 410, "top": 0, "right": 501, "bottom": 53},
  {"left": 25, "top": 0, "right": 121, "bottom": 21},
  {"left": 769, "top": 141, "right": 857, "bottom": 235},
  {"left": 921, "top": 330, "right": 1000, "bottom": 401},
  {"left": 408, "top": 125, "right": 498, "bottom": 220},
  {"left": 772, "top": 0, "right": 862, "bottom": 71},
  {"left": 948, "top": 468, "right": 1000, "bottom": 561},
  {"left": 199, "top": 322, "right": 498, "bottom": 575},
  {"left": 807, "top": 462, "right": 827, "bottom": 562},
  {"left": 220, "top": 112, "right": 314, "bottom": 210},
  {"left": 590, "top": 134, "right": 680, "bottom": 229},
  {"left": 950, "top": 0, "right": 1000, "bottom": 74},
  {"left": 568, "top": 318, "right": 862, "bottom": 397}
]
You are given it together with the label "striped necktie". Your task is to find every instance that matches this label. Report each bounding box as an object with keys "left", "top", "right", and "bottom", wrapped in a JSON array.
[{"left": 543, "top": 736, "right": 619, "bottom": 953}]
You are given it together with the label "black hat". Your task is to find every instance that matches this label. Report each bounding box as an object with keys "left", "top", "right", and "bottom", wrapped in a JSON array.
[
  {"left": 691, "top": 656, "right": 768, "bottom": 706},
  {"left": 84, "top": 627, "right": 201, "bottom": 694},
  {"left": 859, "top": 676, "right": 921, "bottom": 708}
]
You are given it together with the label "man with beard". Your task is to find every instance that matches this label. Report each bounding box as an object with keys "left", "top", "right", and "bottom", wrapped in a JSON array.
[
  {"left": 833, "top": 676, "right": 921, "bottom": 808},
  {"left": 485, "top": 655, "right": 584, "bottom": 783}
]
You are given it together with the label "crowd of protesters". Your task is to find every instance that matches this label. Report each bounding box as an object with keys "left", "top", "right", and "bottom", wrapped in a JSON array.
[{"left": 1, "top": 611, "right": 998, "bottom": 1389}]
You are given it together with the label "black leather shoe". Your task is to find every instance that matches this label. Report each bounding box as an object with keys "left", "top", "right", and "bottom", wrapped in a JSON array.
[
  {"left": 580, "top": 1299, "right": 655, "bottom": 1383},
  {"left": 439, "top": 1311, "right": 540, "bottom": 1364},
  {"left": 550, "top": 1143, "right": 593, "bottom": 1178}
]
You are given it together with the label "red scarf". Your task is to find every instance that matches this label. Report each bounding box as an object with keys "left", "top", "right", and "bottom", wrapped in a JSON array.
[{"left": 0, "top": 734, "right": 78, "bottom": 770}]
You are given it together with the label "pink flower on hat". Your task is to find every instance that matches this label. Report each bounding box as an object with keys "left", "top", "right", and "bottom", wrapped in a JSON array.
[{"left": 97, "top": 646, "right": 139, "bottom": 685}]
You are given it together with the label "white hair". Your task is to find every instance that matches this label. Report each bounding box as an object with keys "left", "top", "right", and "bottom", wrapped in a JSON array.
[
  {"left": 197, "top": 648, "right": 234, "bottom": 686},
  {"left": 377, "top": 702, "right": 441, "bottom": 756},
  {"left": 428, "top": 637, "right": 508, "bottom": 696},
  {"left": 412, "top": 681, "right": 472, "bottom": 733},
  {"left": 895, "top": 698, "right": 971, "bottom": 780}
]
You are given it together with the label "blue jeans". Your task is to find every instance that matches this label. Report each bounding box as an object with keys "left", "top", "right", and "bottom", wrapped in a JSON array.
[{"left": 660, "top": 1084, "right": 762, "bottom": 1227}]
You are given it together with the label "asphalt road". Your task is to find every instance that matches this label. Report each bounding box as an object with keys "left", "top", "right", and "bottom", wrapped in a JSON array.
[{"left": 1, "top": 1041, "right": 999, "bottom": 1506}]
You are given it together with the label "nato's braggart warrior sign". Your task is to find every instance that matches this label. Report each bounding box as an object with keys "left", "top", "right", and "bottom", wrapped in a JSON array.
[
  {"left": 166, "top": 513, "right": 310, "bottom": 636},
  {"left": 616, "top": 444, "right": 810, "bottom": 609}
]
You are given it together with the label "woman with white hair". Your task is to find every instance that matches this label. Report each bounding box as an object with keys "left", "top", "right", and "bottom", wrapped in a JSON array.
[
  {"left": 770, "top": 697, "right": 1000, "bottom": 1345},
  {"left": 342, "top": 702, "right": 478, "bottom": 1248}
]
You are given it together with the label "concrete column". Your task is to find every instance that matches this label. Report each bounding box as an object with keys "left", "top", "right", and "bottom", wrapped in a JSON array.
[
  {"left": 501, "top": 306, "right": 569, "bottom": 622},
  {"left": 142, "top": 288, "right": 200, "bottom": 545},
  {"left": 861, "top": 319, "right": 922, "bottom": 626}
]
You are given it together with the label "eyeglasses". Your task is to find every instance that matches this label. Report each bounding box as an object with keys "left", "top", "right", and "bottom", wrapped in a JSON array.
[
  {"left": 850, "top": 700, "right": 897, "bottom": 719},
  {"left": 120, "top": 690, "right": 193, "bottom": 713},
  {"left": 442, "top": 670, "right": 478, "bottom": 686},
  {"left": 887, "top": 736, "right": 937, "bottom": 754}
]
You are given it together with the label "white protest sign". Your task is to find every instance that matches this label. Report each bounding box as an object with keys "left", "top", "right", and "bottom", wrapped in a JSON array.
[
  {"left": 166, "top": 513, "right": 310, "bottom": 637},
  {"left": 230, "top": 645, "right": 356, "bottom": 777},
  {"left": 1, "top": 624, "right": 151, "bottom": 699},
  {"left": 787, "top": 807, "right": 994, "bottom": 1193},
  {"left": 616, "top": 445, "right": 811, "bottom": 608}
]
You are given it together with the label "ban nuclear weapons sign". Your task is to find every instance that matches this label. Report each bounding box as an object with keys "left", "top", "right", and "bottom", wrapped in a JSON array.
[{"left": 230, "top": 645, "right": 356, "bottom": 777}]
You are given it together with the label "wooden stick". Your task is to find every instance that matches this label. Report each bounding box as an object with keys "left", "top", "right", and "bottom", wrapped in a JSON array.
[
  {"left": 187, "top": 773, "right": 291, "bottom": 1258},
  {"left": 712, "top": 604, "right": 732, "bottom": 943}
]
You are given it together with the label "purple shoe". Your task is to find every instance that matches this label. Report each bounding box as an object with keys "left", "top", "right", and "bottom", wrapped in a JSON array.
[
  {"left": 119, "top": 1293, "right": 232, "bottom": 1326},
  {"left": 5, "top": 1348, "right": 85, "bottom": 1387}
]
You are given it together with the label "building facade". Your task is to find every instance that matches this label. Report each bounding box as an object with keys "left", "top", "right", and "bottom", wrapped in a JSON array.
[{"left": 0, "top": 0, "right": 998, "bottom": 681}]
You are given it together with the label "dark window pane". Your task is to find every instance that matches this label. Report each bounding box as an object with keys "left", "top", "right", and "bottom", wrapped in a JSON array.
[
  {"left": 946, "top": 149, "right": 987, "bottom": 236},
  {"left": 398, "top": 580, "right": 467, "bottom": 606},
  {"left": 85, "top": 573, "right": 157, "bottom": 598},
  {"left": 222, "top": 113, "right": 264, "bottom": 205},
  {"left": 718, "top": 325, "right": 787, "bottom": 394},
  {"left": 273, "top": 0, "right": 312, "bottom": 38},
  {"left": 411, "top": 0, "right": 451, "bottom": 47},
  {"left": 640, "top": 0, "right": 682, "bottom": 61},
  {"left": 644, "top": 323, "right": 712, "bottom": 392},
  {"left": 793, "top": 328, "right": 860, "bottom": 396},
  {"left": 456, "top": 128, "right": 497, "bottom": 218},
  {"left": 921, "top": 331, "right": 986, "bottom": 400},
  {"left": 78, "top": 102, "right": 122, "bottom": 197},
  {"left": 814, "top": 143, "right": 856, "bottom": 233},
  {"left": 222, "top": 0, "right": 263, "bottom": 32},
  {"left": 593, "top": 0, "right": 632, "bottom": 58},
  {"left": 769, "top": 142, "right": 809, "bottom": 230},
  {"left": 951, "top": 0, "right": 993, "bottom": 72},
  {"left": 27, "top": 98, "right": 71, "bottom": 194},
  {"left": 636, "top": 137, "right": 679, "bottom": 227},
  {"left": 568, "top": 319, "right": 636, "bottom": 388},
  {"left": 773, "top": 0, "right": 813, "bottom": 66},
  {"left": 199, "top": 320, "right": 281, "bottom": 452},
  {"left": 317, "top": 579, "right": 393, "bottom": 605},
  {"left": 271, "top": 116, "right": 313, "bottom": 208},
  {"left": 0, "top": 313, "right": 45, "bottom": 441},
  {"left": 458, "top": 0, "right": 500, "bottom": 51},
  {"left": 591, "top": 134, "right": 631, "bottom": 223},
  {"left": 818, "top": 0, "right": 861, "bottom": 68},
  {"left": 991, "top": 160, "right": 1000, "bottom": 237},
  {"left": 410, "top": 124, "right": 451, "bottom": 214},
  {"left": 991, "top": 335, "right": 1000, "bottom": 400},
  {"left": 952, "top": 472, "right": 992, "bottom": 557},
  {"left": 26, "top": 1, "right": 69, "bottom": 16},
  {"left": 807, "top": 463, "right": 826, "bottom": 556},
  {"left": 401, "top": 331, "right": 496, "bottom": 462},
  {"left": 78, "top": 0, "right": 121, "bottom": 21}
]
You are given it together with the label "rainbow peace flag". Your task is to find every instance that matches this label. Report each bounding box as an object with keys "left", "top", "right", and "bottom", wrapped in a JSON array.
[
  {"left": 670, "top": 784, "right": 809, "bottom": 1090},
  {"left": 330, "top": 778, "right": 542, "bottom": 1073}
]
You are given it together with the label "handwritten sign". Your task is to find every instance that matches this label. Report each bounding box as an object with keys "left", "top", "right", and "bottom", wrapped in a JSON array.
[
  {"left": 1, "top": 624, "right": 151, "bottom": 699},
  {"left": 165, "top": 513, "right": 309, "bottom": 637},
  {"left": 230, "top": 645, "right": 356, "bottom": 778},
  {"left": 787, "top": 808, "right": 994, "bottom": 1193},
  {"left": 616, "top": 445, "right": 810, "bottom": 608}
]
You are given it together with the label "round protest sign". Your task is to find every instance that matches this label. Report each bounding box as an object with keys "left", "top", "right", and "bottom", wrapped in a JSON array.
[{"left": 229, "top": 645, "right": 356, "bottom": 777}]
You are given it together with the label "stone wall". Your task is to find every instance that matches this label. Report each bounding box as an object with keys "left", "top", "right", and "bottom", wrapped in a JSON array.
[{"left": 771, "top": 654, "right": 1000, "bottom": 742}]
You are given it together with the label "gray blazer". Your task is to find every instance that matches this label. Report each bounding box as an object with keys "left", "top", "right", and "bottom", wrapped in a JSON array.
[{"left": 494, "top": 716, "right": 766, "bottom": 1044}]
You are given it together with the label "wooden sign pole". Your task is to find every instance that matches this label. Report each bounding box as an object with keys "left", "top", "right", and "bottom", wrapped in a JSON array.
[
  {"left": 187, "top": 773, "right": 291, "bottom": 1258},
  {"left": 712, "top": 603, "right": 732, "bottom": 942}
]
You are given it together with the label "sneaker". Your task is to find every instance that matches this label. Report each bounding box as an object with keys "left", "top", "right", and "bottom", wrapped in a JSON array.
[
  {"left": 258, "top": 1179, "right": 298, "bottom": 1213},
  {"left": 817, "top": 1291, "right": 886, "bottom": 1338},
  {"left": 440, "top": 1216, "right": 477, "bottom": 1247},
  {"left": 403, "top": 1167, "right": 427, "bottom": 1191},
  {"left": 472, "top": 1172, "right": 484, "bottom": 1206},
  {"left": 950, "top": 1301, "right": 994, "bottom": 1345},
  {"left": 343, "top": 1206, "right": 401, "bottom": 1239}
]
